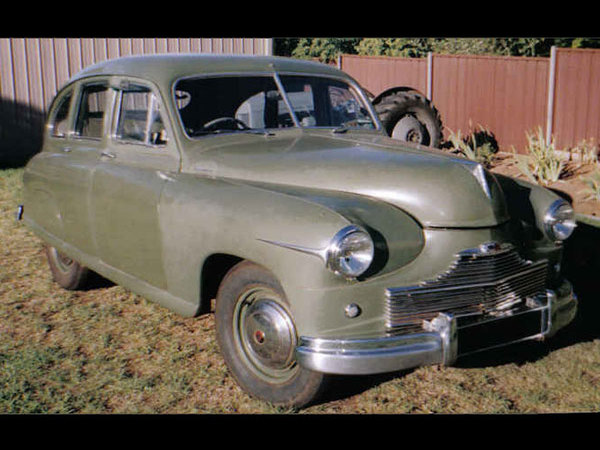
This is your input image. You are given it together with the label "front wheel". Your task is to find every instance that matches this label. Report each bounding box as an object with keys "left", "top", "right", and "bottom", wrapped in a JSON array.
[{"left": 215, "top": 261, "right": 328, "bottom": 408}]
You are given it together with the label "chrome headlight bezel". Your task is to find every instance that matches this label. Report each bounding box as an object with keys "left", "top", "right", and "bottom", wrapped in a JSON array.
[
  {"left": 326, "top": 225, "right": 374, "bottom": 278},
  {"left": 544, "top": 199, "right": 576, "bottom": 242}
]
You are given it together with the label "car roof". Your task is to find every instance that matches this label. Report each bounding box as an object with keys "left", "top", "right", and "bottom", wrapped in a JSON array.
[{"left": 69, "top": 54, "right": 350, "bottom": 86}]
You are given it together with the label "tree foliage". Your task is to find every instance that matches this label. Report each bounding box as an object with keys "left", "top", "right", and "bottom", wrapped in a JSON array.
[
  {"left": 274, "top": 38, "right": 600, "bottom": 61},
  {"left": 288, "top": 38, "right": 361, "bottom": 62}
]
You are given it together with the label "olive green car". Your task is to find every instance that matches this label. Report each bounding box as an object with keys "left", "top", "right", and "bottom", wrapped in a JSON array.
[{"left": 20, "top": 54, "right": 578, "bottom": 408}]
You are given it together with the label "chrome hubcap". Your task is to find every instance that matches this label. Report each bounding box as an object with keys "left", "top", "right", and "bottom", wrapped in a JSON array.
[{"left": 234, "top": 287, "right": 298, "bottom": 382}]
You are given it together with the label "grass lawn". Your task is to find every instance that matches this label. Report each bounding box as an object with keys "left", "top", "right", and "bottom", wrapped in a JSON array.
[{"left": 1, "top": 167, "right": 599, "bottom": 414}]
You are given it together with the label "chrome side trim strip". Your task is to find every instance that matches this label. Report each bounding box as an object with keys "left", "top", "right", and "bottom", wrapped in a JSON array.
[{"left": 256, "top": 238, "right": 327, "bottom": 262}]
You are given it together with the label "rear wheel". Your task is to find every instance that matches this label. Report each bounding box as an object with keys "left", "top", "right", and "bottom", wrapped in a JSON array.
[
  {"left": 374, "top": 90, "right": 443, "bottom": 148},
  {"left": 45, "top": 245, "right": 89, "bottom": 290},
  {"left": 215, "top": 261, "right": 328, "bottom": 408}
]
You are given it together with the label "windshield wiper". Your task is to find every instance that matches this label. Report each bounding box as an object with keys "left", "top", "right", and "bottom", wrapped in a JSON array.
[
  {"left": 188, "top": 128, "right": 219, "bottom": 136},
  {"left": 189, "top": 128, "right": 275, "bottom": 137},
  {"left": 243, "top": 129, "right": 276, "bottom": 137}
]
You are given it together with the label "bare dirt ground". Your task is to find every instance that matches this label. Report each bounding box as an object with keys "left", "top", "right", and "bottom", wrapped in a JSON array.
[{"left": 490, "top": 152, "right": 600, "bottom": 217}]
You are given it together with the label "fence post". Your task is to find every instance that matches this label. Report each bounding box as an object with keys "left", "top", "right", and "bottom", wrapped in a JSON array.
[
  {"left": 546, "top": 46, "right": 557, "bottom": 147},
  {"left": 427, "top": 52, "right": 433, "bottom": 100},
  {"left": 264, "top": 38, "right": 273, "bottom": 56}
]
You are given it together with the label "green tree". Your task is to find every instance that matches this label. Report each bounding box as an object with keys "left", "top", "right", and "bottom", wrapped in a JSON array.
[
  {"left": 273, "top": 38, "right": 300, "bottom": 57},
  {"left": 288, "top": 38, "right": 361, "bottom": 62},
  {"left": 358, "top": 38, "right": 433, "bottom": 58},
  {"left": 274, "top": 37, "right": 600, "bottom": 60}
]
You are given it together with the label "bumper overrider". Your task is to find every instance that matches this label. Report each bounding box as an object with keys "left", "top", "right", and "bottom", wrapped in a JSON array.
[{"left": 296, "top": 277, "right": 578, "bottom": 376}]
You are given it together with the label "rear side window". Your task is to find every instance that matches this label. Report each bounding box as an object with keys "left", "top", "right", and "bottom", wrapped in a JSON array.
[
  {"left": 74, "top": 83, "right": 109, "bottom": 139},
  {"left": 50, "top": 90, "right": 73, "bottom": 137}
]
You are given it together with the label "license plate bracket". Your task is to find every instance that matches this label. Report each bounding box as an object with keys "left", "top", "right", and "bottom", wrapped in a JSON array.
[{"left": 456, "top": 297, "right": 551, "bottom": 357}]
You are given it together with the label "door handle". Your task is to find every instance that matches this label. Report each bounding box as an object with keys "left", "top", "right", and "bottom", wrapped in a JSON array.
[
  {"left": 101, "top": 151, "right": 116, "bottom": 159},
  {"left": 157, "top": 171, "right": 176, "bottom": 182},
  {"left": 62, "top": 147, "right": 71, "bottom": 153}
]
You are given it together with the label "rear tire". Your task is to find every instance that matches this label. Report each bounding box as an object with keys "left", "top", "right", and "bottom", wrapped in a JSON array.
[
  {"left": 45, "top": 246, "right": 89, "bottom": 290},
  {"left": 374, "top": 90, "right": 443, "bottom": 148},
  {"left": 215, "top": 260, "right": 328, "bottom": 408}
]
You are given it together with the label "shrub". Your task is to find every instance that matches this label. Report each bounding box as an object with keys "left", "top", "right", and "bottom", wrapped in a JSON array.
[
  {"left": 514, "top": 127, "right": 565, "bottom": 186},
  {"left": 583, "top": 170, "right": 600, "bottom": 201},
  {"left": 570, "top": 138, "right": 598, "bottom": 166},
  {"left": 445, "top": 125, "right": 497, "bottom": 168}
]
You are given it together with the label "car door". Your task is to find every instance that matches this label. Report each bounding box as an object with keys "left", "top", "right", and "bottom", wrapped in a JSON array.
[
  {"left": 33, "top": 80, "right": 108, "bottom": 257},
  {"left": 90, "top": 78, "right": 180, "bottom": 289}
]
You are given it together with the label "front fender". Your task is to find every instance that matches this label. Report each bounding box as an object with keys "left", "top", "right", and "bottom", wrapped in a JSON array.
[
  {"left": 494, "top": 173, "right": 569, "bottom": 285},
  {"left": 494, "top": 173, "right": 569, "bottom": 246},
  {"left": 244, "top": 181, "right": 425, "bottom": 280},
  {"left": 158, "top": 174, "right": 350, "bottom": 306},
  {"left": 157, "top": 175, "right": 425, "bottom": 330}
]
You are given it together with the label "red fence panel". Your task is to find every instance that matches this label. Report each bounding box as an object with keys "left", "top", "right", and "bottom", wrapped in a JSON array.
[
  {"left": 432, "top": 54, "right": 549, "bottom": 152},
  {"left": 341, "top": 54, "right": 427, "bottom": 97},
  {"left": 552, "top": 48, "right": 600, "bottom": 149},
  {"left": 341, "top": 52, "right": 551, "bottom": 152}
]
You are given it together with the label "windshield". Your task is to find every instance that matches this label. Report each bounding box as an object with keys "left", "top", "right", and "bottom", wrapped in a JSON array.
[{"left": 174, "top": 74, "right": 377, "bottom": 137}]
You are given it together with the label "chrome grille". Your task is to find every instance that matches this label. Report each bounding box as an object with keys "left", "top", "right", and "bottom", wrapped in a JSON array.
[{"left": 385, "top": 243, "right": 548, "bottom": 333}]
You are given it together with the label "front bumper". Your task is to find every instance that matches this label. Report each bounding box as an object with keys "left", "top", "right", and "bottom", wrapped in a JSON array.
[{"left": 295, "top": 280, "right": 577, "bottom": 375}]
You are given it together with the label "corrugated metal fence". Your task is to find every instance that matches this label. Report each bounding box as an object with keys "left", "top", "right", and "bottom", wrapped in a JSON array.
[
  {"left": 0, "top": 37, "right": 273, "bottom": 167},
  {"left": 341, "top": 48, "right": 600, "bottom": 153}
]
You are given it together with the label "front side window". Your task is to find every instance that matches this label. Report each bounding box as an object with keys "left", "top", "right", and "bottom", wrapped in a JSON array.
[
  {"left": 173, "top": 74, "right": 376, "bottom": 137},
  {"left": 115, "top": 85, "right": 167, "bottom": 146},
  {"left": 74, "top": 83, "right": 108, "bottom": 139}
]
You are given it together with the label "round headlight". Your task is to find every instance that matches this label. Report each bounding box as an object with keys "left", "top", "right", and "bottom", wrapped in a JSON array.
[
  {"left": 544, "top": 199, "right": 576, "bottom": 242},
  {"left": 326, "top": 225, "right": 374, "bottom": 278}
]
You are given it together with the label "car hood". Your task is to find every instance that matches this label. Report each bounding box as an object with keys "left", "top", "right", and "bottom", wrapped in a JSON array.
[{"left": 183, "top": 131, "right": 509, "bottom": 228}]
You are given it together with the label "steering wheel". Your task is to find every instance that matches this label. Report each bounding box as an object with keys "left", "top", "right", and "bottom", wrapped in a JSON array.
[{"left": 202, "top": 117, "right": 249, "bottom": 132}]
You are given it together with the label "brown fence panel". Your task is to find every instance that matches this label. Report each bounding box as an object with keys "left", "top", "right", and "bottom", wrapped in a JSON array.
[
  {"left": 432, "top": 54, "right": 550, "bottom": 152},
  {"left": 341, "top": 54, "right": 427, "bottom": 97},
  {"left": 552, "top": 48, "right": 600, "bottom": 149},
  {"left": 340, "top": 53, "right": 551, "bottom": 152}
]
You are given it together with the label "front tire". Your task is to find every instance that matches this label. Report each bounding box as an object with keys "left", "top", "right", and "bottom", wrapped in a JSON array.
[
  {"left": 215, "top": 261, "right": 328, "bottom": 408},
  {"left": 45, "top": 245, "right": 89, "bottom": 290}
]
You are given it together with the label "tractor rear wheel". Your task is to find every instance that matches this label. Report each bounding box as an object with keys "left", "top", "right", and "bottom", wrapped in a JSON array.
[{"left": 374, "top": 90, "right": 443, "bottom": 148}]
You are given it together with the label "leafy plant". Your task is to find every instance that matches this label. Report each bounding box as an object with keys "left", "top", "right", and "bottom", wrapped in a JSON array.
[
  {"left": 445, "top": 125, "right": 497, "bottom": 168},
  {"left": 514, "top": 127, "right": 565, "bottom": 186},
  {"left": 583, "top": 170, "right": 600, "bottom": 201},
  {"left": 570, "top": 138, "right": 599, "bottom": 166}
]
